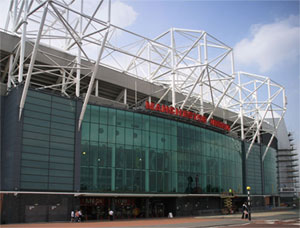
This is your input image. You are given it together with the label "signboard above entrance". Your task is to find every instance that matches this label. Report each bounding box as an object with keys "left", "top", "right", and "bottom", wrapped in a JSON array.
[{"left": 145, "top": 101, "right": 230, "bottom": 132}]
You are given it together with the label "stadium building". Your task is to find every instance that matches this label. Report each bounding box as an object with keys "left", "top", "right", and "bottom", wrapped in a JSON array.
[{"left": 0, "top": 0, "right": 297, "bottom": 224}]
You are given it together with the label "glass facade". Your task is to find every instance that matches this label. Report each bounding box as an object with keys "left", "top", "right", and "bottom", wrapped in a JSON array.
[
  {"left": 263, "top": 146, "right": 278, "bottom": 194},
  {"left": 16, "top": 90, "right": 277, "bottom": 195},
  {"left": 20, "top": 90, "right": 76, "bottom": 191},
  {"left": 245, "top": 143, "right": 263, "bottom": 195},
  {"left": 80, "top": 104, "right": 243, "bottom": 194}
]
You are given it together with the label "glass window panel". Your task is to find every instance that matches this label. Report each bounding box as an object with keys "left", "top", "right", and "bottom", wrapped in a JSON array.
[
  {"left": 27, "top": 97, "right": 51, "bottom": 107},
  {"left": 21, "top": 174, "right": 48, "bottom": 183},
  {"left": 49, "top": 183, "right": 72, "bottom": 191},
  {"left": 25, "top": 103, "right": 51, "bottom": 114},
  {"left": 81, "top": 141, "right": 89, "bottom": 165},
  {"left": 49, "top": 149, "right": 73, "bottom": 158},
  {"left": 133, "top": 170, "right": 142, "bottom": 192},
  {"left": 84, "top": 105, "right": 91, "bottom": 122},
  {"left": 150, "top": 132, "right": 157, "bottom": 148},
  {"left": 125, "top": 128, "right": 133, "bottom": 145},
  {"left": 164, "top": 172, "right": 171, "bottom": 192},
  {"left": 91, "top": 106, "right": 99, "bottom": 123},
  {"left": 149, "top": 149, "right": 156, "bottom": 170},
  {"left": 24, "top": 117, "right": 50, "bottom": 128},
  {"left": 23, "top": 124, "right": 50, "bottom": 135},
  {"left": 115, "top": 145, "right": 125, "bottom": 168},
  {"left": 49, "top": 162, "right": 73, "bottom": 170},
  {"left": 150, "top": 116, "right": 157, "bottom": 132},
  {"left": 133, "top": 129, "right": 141, "bottom": 146},
  {"left": 99, "top": 124, "right": 107, "bottom": 142},
  {"left": 164, "top": 119, "right": 171, "bottom": 135},
  {"left": 157, "top": 149, "right": 163, "bottom": 171},
  {"left": 125, "top": 112, "right": 133, "bottom": 128},
  {"left": 52, "top": 102, "right": 74, "bottom": 112},
  {"left": 21, "top": 167, "right": 48, "bottom": 175},
  {"left": 22, "top": 160, "right": 49, "bottom": 169},
  {"left": 50, "top": 135, "right": 74, "bottom": 145},
  {"left": 51, "top": 116, "right": 74, "bottom": 126},
  {"left": 116, "top": 127, "right": 125, "bottom": 144},
  {"left": 49, "top": 169, "right": 73, "bottom": 177},
  {"left": 21, "top": 182, "right": 48, "bottom": 190},
  {"left": 23, "top": 131, "right": 49, "bottom": 141},
  {"left": 157, "top": 172, "right": 163, "bottom": 192},
  {"left": 157, "top": 118, "right": 164, "bottom": 133},
  {"left": 28, "top": 90, "right": 51, "bottom": 100},
  {"left": 51, "top": 128, "right": 74, "bottom": 139},
  {"left": 51, "top": 122, "right": 74, "bottom": 131},
  {"left": 108, "top": 108, "right": 116, "bottom": 125},
  {"left": 142, "top": 131, "right": 149, "bottom": 148},
  {"left": 142, "top": 115, "right": 149, "bottom": 130},
  {"left": 115, "top": 169, "right": 124, "bottom": 191},
  {"left": 23, "top": 138, "right": 49, "bottom": 148},
  {"left": 149, "top": 172, "right": 156, "bottom": 192},
  {"left": 125, "top": 170, "right": 133, "bottom": 191},
  {"left": 49, "top": 176, "right": 73, "bottom": 184},
  {"left": 82, "top": 122, "right": 90, "bottom": 141},
  {"left": 125, "top": 145, "right": 133, "bottom": 168},
  {"left": 51, "top": 109, "right": 75, "bottom": 119},
  {"left": 50, "top": 142, "right": 74, "bottom": 151},
  {"left": 49, "top": 156, "right": 74, "bottom": 164},
  {"left": 24, "top": 110, "right": 51, "bottom": 121},
  {"left": 108, "top": 125, "right": 116, "bottom": 144},
  {"left": 133, "top": 147, "right": 144, "bottom": 169},
  {"left": 100, "top": 107, "right": 108, "bottom": 124},
  {"left": 116, "top": 110, "right": 125, "bottom": 127},
  {"left": 133, "top": 113, "right": 142, "bottom": 129},
  {"left": 158, "top": 133, "right": 164, "bottom": 149}
]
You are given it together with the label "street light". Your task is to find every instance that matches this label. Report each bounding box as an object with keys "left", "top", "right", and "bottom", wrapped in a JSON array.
[{"left": 247, "top": 186, "right": 251, "bottom": 221}]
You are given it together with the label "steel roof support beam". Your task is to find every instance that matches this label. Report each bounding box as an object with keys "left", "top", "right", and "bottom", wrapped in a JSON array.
[
  {"left": 19, "top": 3, "right": 48, "bottom": 120},
  {"left": 78, "top": 28, "right": 109, "bottom": 130}
]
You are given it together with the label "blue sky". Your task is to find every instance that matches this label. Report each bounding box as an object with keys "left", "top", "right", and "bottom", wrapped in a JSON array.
[{"left": 122, "top": 0, "right": 299, "bottom": 155}]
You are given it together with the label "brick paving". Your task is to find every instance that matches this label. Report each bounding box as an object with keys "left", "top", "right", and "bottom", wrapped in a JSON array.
[{"left": 2, "top": 217, "right": 222, "bottom": 228}]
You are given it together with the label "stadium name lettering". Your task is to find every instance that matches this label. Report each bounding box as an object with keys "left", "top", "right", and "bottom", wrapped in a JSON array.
[{"left": 145, "top": 101, "right": 230, "bottom": 132}]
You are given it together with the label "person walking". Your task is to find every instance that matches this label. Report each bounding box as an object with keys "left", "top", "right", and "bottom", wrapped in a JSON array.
[
  {"left": 241, "top": 202, "right": 248, "bottom": 219},
  {"left": 71, "top": 210, "right": 75, "bottom": 222},
  {"left": 109, "top": 209, "right": 114, "bottom": 221}
]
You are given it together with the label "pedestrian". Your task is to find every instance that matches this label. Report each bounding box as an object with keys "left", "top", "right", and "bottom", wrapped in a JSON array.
[
  {"left": 71, "top": 210, "right": 75, "bottom": 222},
  {"left": 109, "top": 208, "right": 114, "bottom": 221},
  {"left": 75, "top": 210, "right": 80, "bottom": 222},
  {"left": 79, "top": 209, "right": 83, "bottom": 222},
  {"left": 241, "top": 202, "right": 248, "bottom": 219}
]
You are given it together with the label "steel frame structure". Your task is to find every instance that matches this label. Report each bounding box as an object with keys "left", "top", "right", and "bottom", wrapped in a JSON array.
[{"left": 1, "top": 0, "right": 286, "bottom": 160}]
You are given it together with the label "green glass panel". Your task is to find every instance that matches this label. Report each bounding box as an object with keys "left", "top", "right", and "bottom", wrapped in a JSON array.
[
  {"left": 116, "top": 127, "right": 125, "bottom": 144},
  {"left": 108, "top": 108, "right": 116, "bottom": 125},
  {"left": 100, "top": 107, "right": 108, "bottom": 124},
  {"left": 99, "top": 125, "right": 107, "bottom": 142},
  {"left": 116, "top": 110, "right": 125, "bottom": 127}
]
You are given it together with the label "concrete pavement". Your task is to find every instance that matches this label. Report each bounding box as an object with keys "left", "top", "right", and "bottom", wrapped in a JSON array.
[{"left": 2, "top": 209, "right": 299, "bottom": 228}]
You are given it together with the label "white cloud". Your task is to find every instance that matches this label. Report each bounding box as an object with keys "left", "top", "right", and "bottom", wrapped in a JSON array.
[
  {"left": 0, "top": 0, "right": 10, "bottom": 30},
  {"left": 0, "top": 0, "right": 138, "bottom": 30},
  {"left": 85, "top": 0, "right": 138, "bottom": 28},
  {"left": 234, "top": 15, "right": 300, "bottom": 73},
  {"left": 110, "top": 0, "right": 138, "bottom": 28}
]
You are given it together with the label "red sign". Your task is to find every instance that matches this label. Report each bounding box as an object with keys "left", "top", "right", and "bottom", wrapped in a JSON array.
[{"left": 145, "top": 101, "right": 230, "bottom": 132}]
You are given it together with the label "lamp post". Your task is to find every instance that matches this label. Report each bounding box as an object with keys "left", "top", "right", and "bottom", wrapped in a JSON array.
[{"left": 247, "top": 186, "right": 251, "bottom": 221}]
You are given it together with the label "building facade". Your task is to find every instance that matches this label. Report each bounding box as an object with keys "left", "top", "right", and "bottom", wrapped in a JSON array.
[
  {"left": 1, "top": 87, "right": 278, "bottom": 223},
  {"left": 0, "top": 0, "right": 293, "bottom": 224}
]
